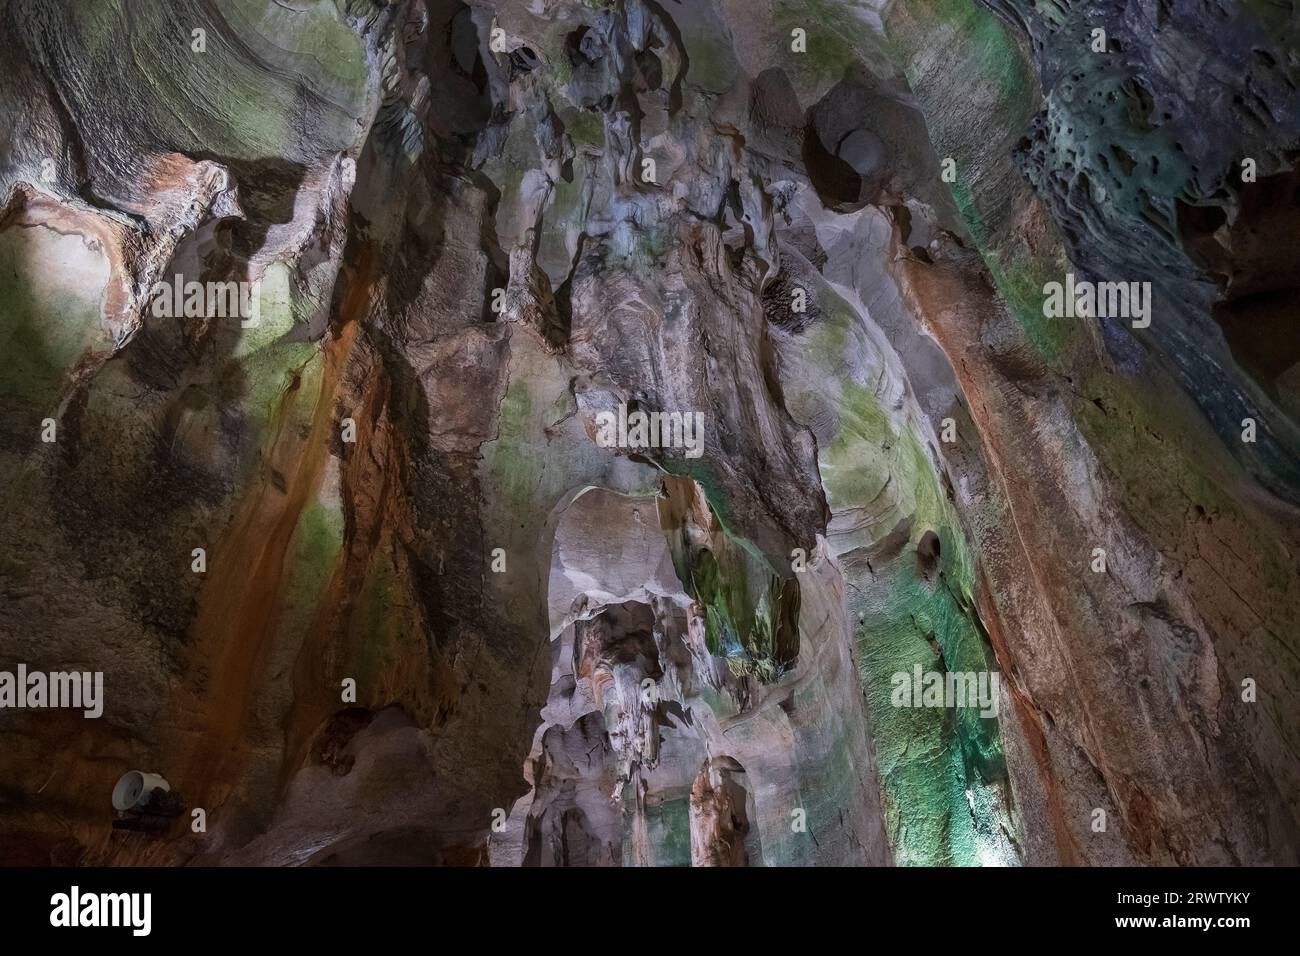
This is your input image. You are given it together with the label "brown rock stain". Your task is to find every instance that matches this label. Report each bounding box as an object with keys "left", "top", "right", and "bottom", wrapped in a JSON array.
[{"left": 169, "top": 254, "right": 372, "bottom": 813}]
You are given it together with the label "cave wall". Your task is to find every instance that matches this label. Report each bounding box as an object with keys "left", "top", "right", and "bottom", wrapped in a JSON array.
[{"left": 0, "top": 0, "right": 1296, "bottom": 867}]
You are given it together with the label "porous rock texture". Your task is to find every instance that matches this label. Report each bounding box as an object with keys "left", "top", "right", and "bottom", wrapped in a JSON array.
[{"left": 0, "top": 0, "right": 1296, "bottom": 866}]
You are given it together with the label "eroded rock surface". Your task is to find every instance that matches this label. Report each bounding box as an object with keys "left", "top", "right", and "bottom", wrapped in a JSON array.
[{"left": 0, "top": 0, "right": 1296, "bottom": 867}]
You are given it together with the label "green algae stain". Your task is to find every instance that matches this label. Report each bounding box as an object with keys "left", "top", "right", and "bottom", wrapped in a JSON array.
[
  {"left": 947, "top": 177, "right": 987, "bottom": 247},
  {"left": 565, "top": 108, "right": 604, "bottom": 150},
  {"left": 930, "top": 0, "right": 1033, "bottom": 109},
  {"left": 985, "top": 246, "right": 1071, "bottom": 360},
  {"left": 661, "top": 485, "right": 799, "bottom": 683},
  {"left": 690, "top": 542, "right": 798, "bottom": 682},
  {"left": 623, "top": 795, "right": 693, "bottom": 867},
  {"left": 223, "top": 264, "right": 324, "bottom": 459},
  {"left": 63, "top": 0, "right": 369, "bottom": 164},
  {"left": 778, "top": 273, "right": 1013, "bottom": 864},
  {"left": 277, "top": 494, "right": 345, "bottom": 637},
  {"left": 0, "top": 228, "right": 109, "bottom": 432},
  {"left": 489, "top": 376, "right": 542, "bottom": 519},
  {"left": 886, "top": 0, "right": 1073, "bottom": 365},
  {"left": 819, "top": 380, "right": 894, "bottom": 510},
  {"left": 773, "top": 0, "right": 886, "bottom": 96},
  {"left": 227, "top": 0, "right": 369, "bottom": 111},
  {"left": 669, "top": 457, "right": 735, "bottom": 533},
  {"left": 889, "top": 0, "right": 1036, "bottom": 123},
  {"left": 0, "top": 283, "right": 88, "bottom": 413},
  {"left": 852, "top": 555, "right": 1007, "bottom": 866},
  {"left": 829, "top": 402, "right": 1010, "bottom": 865}
]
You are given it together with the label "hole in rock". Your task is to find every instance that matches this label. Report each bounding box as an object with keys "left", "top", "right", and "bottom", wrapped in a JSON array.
[
  {"left": 309, "top": 707, "right": 377, "bottom": 775},
  {"left": 509, "top": 46, "right": 539, "bottom": 78},
  {"left": 566, "top": 25, "right": 603, "bottom": 65},
  {"left": 917, "top": 530, "right": 941, "bottom": 579},
  {"left": 1179, "top": 169, "right": 1300, "bottom": 398},
  {"left": 635, "top": 49, "right": 663, "bottom": 92}
]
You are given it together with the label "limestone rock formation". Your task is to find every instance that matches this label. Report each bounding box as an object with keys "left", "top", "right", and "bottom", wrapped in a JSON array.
[{"left": 0, "top": 0, "right": 1296, "bottom": 867}]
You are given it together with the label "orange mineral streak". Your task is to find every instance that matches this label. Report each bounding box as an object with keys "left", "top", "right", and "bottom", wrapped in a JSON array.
[
  {"left": 173, "top": 254, "right": 374, "bottom": 813},
  {"left": 277, "top": 354, "right": 394, "bottom": 792}
]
